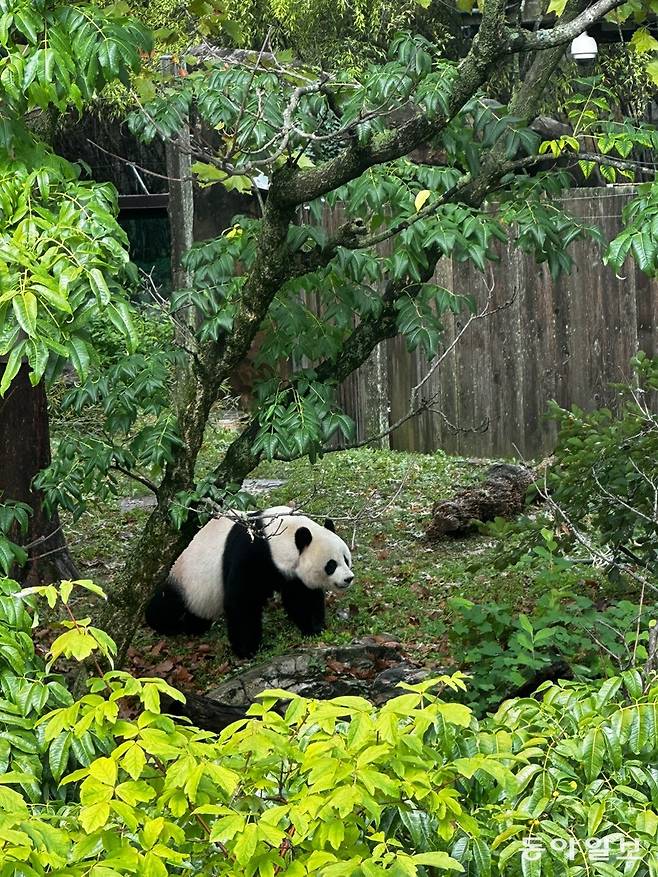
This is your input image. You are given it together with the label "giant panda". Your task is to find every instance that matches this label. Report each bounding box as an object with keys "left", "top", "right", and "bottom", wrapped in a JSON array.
[{"left": 144, "top": 506, "right": 354, "bottom": 658}]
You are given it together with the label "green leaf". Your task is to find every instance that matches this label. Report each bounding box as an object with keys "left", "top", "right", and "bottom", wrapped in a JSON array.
[
  {"left": 106, "top": 301, "right": 138, "bottom": 352},
  {"left": 606, "top": 233, "right": 632, "bottom": 270},
  {"left": 89, "top": 268, "right": 112, "bottom": 306},
  {"left": 587, "top": 800, "right": 605, "bottom": 836},
  {"left": 13, "top": 293, "right": 38, "bottom": 337},
  {"left": 471, "top": 838, "right": 491, "bottom": 877},
  {"left": 582, "top": 727, "right": 605, "bottom": 781},
  {"left": 68, "top": 337, "right": 90, "bottom": 379},
  {"left": 14, "top": 9, "right": 39, "bottom": 43},
  {"left": 0, "top": 340, "right": 27, "bottom": 396},
  {"left": 622, "top": 669, "right": 644, "bottom": 699},
  {"left": 48, "top": 732, "right": 72, "bottom": 782},
  {"left": 413, "top": 852, "right": 464, "bottom": 870}
]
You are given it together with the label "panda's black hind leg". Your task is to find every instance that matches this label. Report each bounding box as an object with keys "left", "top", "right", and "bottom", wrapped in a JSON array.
[
  {"left": 224, "top": 595, "right": 264, "bottom": 658},
  {"left": 144, "top": 582, "right": 213, "bottom": 636}
]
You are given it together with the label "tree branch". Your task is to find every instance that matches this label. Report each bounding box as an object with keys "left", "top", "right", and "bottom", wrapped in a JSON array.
[
  {"left": 272, "top": 0, "right": 511, "bottom": 208},
  {"left": 508, "top": 0, "right": 628, "bottom": 51},
  {"left": 111, "top": 464, "right": 159, "bottom": 496}
]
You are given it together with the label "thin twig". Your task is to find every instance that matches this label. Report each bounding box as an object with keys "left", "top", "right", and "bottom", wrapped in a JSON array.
[
  {"left": 87, "top": 139, "right": 193, "bottom": 183},
  {"left": 111, "top": 463, "right": 159, "bottom": 496}
]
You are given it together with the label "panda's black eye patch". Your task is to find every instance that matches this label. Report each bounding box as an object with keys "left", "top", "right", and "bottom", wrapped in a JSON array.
[
  {"left": 344, "top": 555, "right": 350, "bottom": 567},
  {"left": 325, "top": 560, "right": 337, "bottom": 575}
]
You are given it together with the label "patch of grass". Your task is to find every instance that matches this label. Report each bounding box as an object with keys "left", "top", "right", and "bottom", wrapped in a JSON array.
[{"left": 56, "top": 446, "right": 582, "bottom": 690}]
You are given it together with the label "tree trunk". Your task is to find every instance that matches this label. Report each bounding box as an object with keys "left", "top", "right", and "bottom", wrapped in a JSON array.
[{"left": 0, "top": 362, "right": 78, "bottom": 584}]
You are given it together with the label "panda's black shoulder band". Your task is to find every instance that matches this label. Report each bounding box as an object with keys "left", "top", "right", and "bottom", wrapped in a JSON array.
[{"left": 239, "top": 511, "right": 267, "bottom": 543}]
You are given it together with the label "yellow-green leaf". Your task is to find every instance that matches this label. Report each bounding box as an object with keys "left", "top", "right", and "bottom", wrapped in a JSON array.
[
  {"left": 413, "top": 852, "right": 464, "bottom": 870},
  {"left": 587, "top": 800, "right": 605, "bottom": 836},
  {"left": 414, "top": 189, "right": 431, "bottom": 212},
  {"left": 80, "top": 802, "right": 111, "bottom": 833},
  {"left": 89, "top": 757, "right": 117, "bottom": 787},
  {"left": 631, "top": 27, "right": 658, "bottom": 53},
  {"left": 234, "top": 823, "right": 259, "bottom": 864},
  {"left": 647, "top": 60, "right": 658, "bottom": 85},
  {"left": 547, "top": 0, "right": 567, "bottom": 13},
  {"left": 121, "top": 743, "right": 146, "bottom": 781}
]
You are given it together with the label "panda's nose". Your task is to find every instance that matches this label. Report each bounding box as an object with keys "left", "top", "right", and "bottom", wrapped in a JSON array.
[{"left": 344, "top": 575, "right": 354, "bottom": 586}]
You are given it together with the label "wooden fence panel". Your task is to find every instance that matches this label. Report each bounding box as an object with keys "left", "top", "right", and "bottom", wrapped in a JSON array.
[{"left": 336, "top": 186, "right": 657, "bottom": 459}]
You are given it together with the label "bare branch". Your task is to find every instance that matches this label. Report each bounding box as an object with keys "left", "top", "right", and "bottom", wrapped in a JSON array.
[
  {"left": 508, "top": 0, "right": 628, "bottom": 51},
  {"left": 111, "top": 463, "right": 159, "bottom": 496},
  {"left": 87, "top": 138, "right": 193, "bottom": 183}
]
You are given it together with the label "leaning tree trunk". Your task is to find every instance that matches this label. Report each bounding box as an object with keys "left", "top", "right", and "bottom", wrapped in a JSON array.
[{"left": 0, "top": 361, "right": 78, "bottom": 585}]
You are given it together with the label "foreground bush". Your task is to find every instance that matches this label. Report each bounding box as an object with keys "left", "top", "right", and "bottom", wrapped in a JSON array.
[{"left": 2, "top": 578, "right": 658, "bottom": 876}]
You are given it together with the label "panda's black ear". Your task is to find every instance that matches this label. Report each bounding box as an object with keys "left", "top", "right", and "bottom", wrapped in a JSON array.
[
  {"left": 323, "top": 518, "right": 336, "bottom": 533},
  {"left": 295, "top": 526, "right": 313, "bottom": 553}
]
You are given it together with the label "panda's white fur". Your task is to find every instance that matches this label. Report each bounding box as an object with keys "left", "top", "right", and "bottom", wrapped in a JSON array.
[
  {"left": 169, "top": 514, "right": 234, "bottom": 620},
  {"left": 170, "top": 506, "right": 352, "bottom": 621},
  {"left": 145, "top": 506, "right": 353, "bottom": 657}
]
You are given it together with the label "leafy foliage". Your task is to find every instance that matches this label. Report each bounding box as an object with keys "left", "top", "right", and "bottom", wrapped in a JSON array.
[
  {"left": 0, "top": 501, "right": 30, "bottom": 574},
  {"left": 607, "top": 188, "right": 658, "bottom": 276},
  {"left": 37, "top": 348, "right": 182, "bottom": 519},
  {"left": 0, "top": 1, "right": 149, "bottom": 129},
  {"left": 111, "top": 31, "right": 606, "bottom": 484},
  {"left": 3, "top": 578, "right": 658, "bottom": 876},
  {"left": 0, "top": 578, "right": 108, "bottom": 804},
  {"left": 206, "top": 0, "right": 456, "bottom": 71},
  {"left": 0, "top": 2, "right": 151, "bottom": 395},
  {"left": 0, "top": 156, "right": 138, "bottom": 393},
  {"left": 447, "top": 591, "right": 654, "bottom": 715}
]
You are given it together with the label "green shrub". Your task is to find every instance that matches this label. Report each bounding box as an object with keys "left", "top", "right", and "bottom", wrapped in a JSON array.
[
  {"left": 447, "top": 591, "right": 654, "bottom": 715},
  {"left": 3, "top": 577, "right": 658, "bottom": 876}
]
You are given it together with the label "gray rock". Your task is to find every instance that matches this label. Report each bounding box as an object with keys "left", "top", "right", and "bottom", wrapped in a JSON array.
[{"left": 206, "top": 639, "right": 444, "bottom": 707}]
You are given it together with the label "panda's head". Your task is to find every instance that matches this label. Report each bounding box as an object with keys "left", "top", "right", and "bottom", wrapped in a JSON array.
[
  {"left": 293, "top": 517, "right": 353, "bottom": 592},
  {"left": 264, "top": 510, "right": 353, "bottom": 592}
]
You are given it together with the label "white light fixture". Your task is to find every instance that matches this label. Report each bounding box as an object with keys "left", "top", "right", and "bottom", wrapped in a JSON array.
[{"left": 570, "top": 30, "right": 598, "bottom": 63}]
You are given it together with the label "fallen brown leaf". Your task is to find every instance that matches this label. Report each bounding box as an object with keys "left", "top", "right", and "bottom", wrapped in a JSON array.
[{"left": 153, "top": 659, "right": 175, "bottom": 674}]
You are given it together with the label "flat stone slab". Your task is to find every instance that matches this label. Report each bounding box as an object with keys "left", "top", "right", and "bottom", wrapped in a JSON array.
[{"left": 206, "top": 637, "right": 437, "bottom": 706}]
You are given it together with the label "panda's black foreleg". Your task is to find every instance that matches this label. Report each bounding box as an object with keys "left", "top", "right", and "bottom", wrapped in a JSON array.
[
  {"left": 224, "top": 596, "right": 264, "bottom": 659},
  {"left": 281, "top": 581, "right": 326, "bottom": 636}
]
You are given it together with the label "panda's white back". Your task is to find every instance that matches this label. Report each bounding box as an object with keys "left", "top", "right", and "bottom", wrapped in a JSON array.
[
  {"left": 170, "top": 515, "right": 236, "bottom": 619},
  {"left": 169, "top": 505, "right": 350, "bottom": 619}
]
